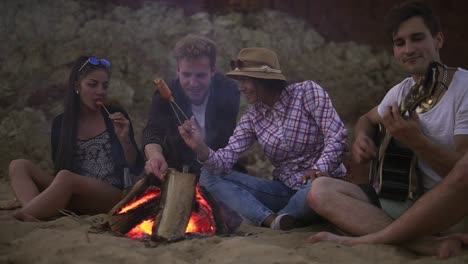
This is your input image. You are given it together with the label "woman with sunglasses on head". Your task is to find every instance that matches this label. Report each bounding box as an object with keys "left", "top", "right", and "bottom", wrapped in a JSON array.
[
  {"left": 178, "top": 48, "right": 348, "bottom": 230},
  {"left": 3, "top": 56, "right": 144, "bottom": 221}
]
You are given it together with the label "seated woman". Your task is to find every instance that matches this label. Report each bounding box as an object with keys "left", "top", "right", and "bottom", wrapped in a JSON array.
[
  {"left": 4, "top": 55, "right": 143, "bottom": 221},
  {"left": 177, "top": 48, "right": 347, "bottom": 230}
]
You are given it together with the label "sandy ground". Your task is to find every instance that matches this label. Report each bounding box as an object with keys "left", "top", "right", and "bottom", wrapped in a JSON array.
[{"left": 1, "top": 180, "right": 467, "bottom": 264}]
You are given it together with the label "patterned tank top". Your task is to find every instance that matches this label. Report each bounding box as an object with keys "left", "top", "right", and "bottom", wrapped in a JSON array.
[{"left": 73, "top": 130, "right": 122, "bottom": 189}]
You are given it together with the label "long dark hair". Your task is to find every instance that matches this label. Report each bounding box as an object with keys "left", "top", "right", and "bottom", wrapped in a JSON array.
[{"left": 54, "top": 56, "right": 111, "bottom": 173}]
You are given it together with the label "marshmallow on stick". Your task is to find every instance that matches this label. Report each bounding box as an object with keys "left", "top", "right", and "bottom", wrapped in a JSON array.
[
  {"left": 153, "top": 79, "right": 189, "bottom": 124},
  {"left": 154, "top": 79, "right": 174, "bottom": 102}
]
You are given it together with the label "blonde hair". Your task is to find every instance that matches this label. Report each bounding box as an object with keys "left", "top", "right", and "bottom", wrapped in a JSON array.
[{"left": 174, "top": 34, "right": 217, "bottom": 68}]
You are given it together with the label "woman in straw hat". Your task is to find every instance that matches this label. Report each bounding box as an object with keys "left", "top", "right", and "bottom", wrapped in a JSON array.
[{"left": 179, "top": 47, "right": 347, "bottom": 230}]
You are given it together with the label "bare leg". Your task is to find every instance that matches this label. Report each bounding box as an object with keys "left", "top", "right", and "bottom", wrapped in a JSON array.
[
  {"left": 307, "top": 177, "right": 392, "bottom": 235},
  {"left": 307, "top": 232, "right": 468, "bottom": 259},
  {"left": 401, "top": 234, "right": 468, "bottom": 259},
  {"left": 345, "top": 153, "right": 468, "bottom": 245},
  {"left": 308, "top": 153, "right": 468, "bottom": 258},
  {"left": 18, "top": 170, "right": 122, "bottom": 220},
  {"left": 9, "top": 159, "right": 54, "bottom": 205}
]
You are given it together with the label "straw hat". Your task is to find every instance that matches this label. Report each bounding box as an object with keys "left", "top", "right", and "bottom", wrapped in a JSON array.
[{"left": 227, "top": 47, "right": 286, "bottom": 81}]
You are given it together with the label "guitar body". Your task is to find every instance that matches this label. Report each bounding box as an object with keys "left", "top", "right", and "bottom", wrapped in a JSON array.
[{"left": 370, "top": 129, "right": 418, "bottom": 201}]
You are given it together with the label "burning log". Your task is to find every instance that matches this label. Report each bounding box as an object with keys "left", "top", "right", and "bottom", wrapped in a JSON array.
[
  {"left": 152, "top": 169, "right": 196, "bottom": 241},
  {"left": 107, "top": 169, "right": 231, "bottom": 242},
  {"left": 107, "top": 174, "right": 161, "bottom": 235}
]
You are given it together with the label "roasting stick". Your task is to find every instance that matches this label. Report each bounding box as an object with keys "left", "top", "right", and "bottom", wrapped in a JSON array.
[
  {"left": 169, "top": 102, "right": 184, "bottom": 126},
  {"left": 96, "top": 100, "right": 112, "bottom": 116},
  {"left": 102, "top": 105, "right": 112, "bottom": 116},
  {"left": 171, "top": 100, "right": 189, "bottom": 121}
]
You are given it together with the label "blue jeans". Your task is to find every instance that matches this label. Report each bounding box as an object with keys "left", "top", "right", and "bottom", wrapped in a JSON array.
[{"left": 199, "top": 169, "right": 319, "bottom": 226}]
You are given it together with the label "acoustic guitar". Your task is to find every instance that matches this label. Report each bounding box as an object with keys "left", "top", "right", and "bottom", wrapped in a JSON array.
[{"left": 370, "top": 61, "right": 448, "bottom": 201}]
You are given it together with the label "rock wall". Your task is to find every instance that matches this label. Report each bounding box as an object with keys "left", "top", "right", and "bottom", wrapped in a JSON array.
[
  {"left": 0, "top": 0, "right": 407, "bottom": 179},
  {"left": 164, "top": 0, "right": 468, "bottom": 69}
]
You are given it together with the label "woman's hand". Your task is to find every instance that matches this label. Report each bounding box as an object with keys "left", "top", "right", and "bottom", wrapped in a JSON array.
[
  {"left": 178, "top": 116, "right": 203, "bottom": 150},
  {"left": 178, "top": 116, "right": 210, "bottom": 161},
  {"left": 109, "top": 112, "right": 130, "bottom": 142},
  {"left": 301, "top": 169, "right": 330, "bottom": 185}
]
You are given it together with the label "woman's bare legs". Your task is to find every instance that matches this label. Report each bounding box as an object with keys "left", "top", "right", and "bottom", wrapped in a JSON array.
[
  {"left": 9, "top": 159, "right": 54, "bottom": 206},
  {"left": 18, "top": 170, "right": 122, "bottom": 220}
]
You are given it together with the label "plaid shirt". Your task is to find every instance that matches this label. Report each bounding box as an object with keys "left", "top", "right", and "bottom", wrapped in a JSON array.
[{"left": 203, "top": 81, "right": 347, "bottom": 190}]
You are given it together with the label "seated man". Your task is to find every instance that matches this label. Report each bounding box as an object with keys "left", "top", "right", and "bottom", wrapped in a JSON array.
[
  {"left": 307, "top": 0, "right": 468, "bottom": 258},
  {"left": 142, "top": 34, "right": 241, "bottom": 178}
]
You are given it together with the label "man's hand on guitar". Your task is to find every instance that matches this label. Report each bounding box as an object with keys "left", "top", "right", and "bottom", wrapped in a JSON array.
[
  {"left": 352, "top": 134, "right": 377, "bottom": 164},
  {"left": 301, "top": 170, "right": 330, "bottom": 185},
  {"left": 382, "top": 103, "right": 422, "bottom": 147}
]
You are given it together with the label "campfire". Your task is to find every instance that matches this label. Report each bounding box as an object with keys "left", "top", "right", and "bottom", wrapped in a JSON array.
[{"left": 107, "top": 169, "right": 222, "bottom": 242}]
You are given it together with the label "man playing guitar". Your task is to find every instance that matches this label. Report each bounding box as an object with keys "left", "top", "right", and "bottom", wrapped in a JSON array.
[{"left": 306, "top": 0, "right": 468, "bottom": 258}]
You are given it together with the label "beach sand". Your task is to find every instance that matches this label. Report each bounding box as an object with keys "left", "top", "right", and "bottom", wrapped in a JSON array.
[{"left": 1, "top": 180, "right": 467, "bottom": 264}]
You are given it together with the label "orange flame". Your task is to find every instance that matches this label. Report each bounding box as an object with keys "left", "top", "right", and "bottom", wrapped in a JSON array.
[
  {"left": 185, "top": 186, "right": 216, "bottom": 235},
  {"left": 126, "top": 219, "right": 154, "bottom": 237},
  {"left": 117, "top": 187, "right": 161, "bottom": 214},
  {"left": 120, "top": 186, "right": 216, "bottom": 239}
]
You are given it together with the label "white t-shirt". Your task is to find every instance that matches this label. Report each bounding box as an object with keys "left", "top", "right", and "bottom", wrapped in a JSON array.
[
  {"left": 191, "top": 93, "right": 210, "bottom": 140},
  {"left": 377, "top": 68, "right": 468, "bottom": 190}
]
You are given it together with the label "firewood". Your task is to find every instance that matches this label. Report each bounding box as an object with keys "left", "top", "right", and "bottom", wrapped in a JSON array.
[
  {"left": 152, "top": 169, "right": 196, "bottom": 241},
  {"left": 108, "top": 176, "right": 147, "bottom": 217},
  {"left": 108, "top": 174, "right": 161, "bottom": 234}
]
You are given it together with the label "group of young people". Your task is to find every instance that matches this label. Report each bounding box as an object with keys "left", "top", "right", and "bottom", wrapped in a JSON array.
[{"left": 3, "top": 0, "right": 468, "bottom": 258}]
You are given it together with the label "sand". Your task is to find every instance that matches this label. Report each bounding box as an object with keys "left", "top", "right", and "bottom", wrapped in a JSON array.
[{"left": 1, "top": 180, "right": 467, "bottom": 264}]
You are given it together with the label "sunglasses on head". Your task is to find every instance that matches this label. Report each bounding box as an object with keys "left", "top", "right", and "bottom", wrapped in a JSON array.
[{"left": 78, "top": 57, "right": 111, "bottom": 72}]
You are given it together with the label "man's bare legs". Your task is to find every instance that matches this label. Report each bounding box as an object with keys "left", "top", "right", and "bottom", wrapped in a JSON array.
[
  {"left": 355, "top": 155, "right": 468, "bottom": 243},
  {"left": 9, "top": 159, "right": 54, "bottom": 206},
  {"left": 308, "top": 153, "right": 468, "bottom": 258},
  {"left": 307, "top": 177, "right": 392, "bottom": 235}
]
